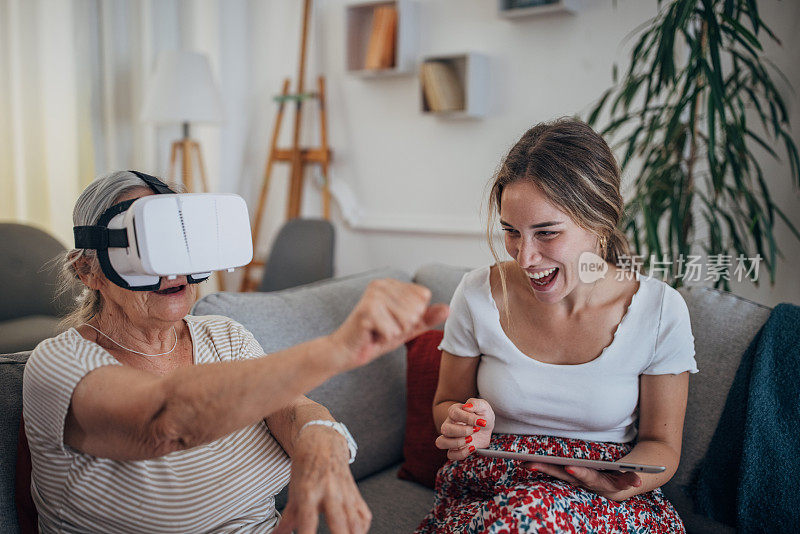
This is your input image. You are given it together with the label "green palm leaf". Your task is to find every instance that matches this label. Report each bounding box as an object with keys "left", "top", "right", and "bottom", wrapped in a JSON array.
[{"left": 588, "top": 0, "right": 799, "bottom": 288}]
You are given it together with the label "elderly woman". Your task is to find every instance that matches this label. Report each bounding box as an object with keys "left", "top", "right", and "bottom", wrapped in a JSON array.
[{"left": 23, "top": 171, "right": 448, "bottom": 534}]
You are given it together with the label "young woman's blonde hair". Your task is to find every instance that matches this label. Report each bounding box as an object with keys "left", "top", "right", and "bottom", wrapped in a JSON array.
[
  {"left": 486, "top": 118, "right": 631, "bottom": 312},
  {"left": 56, "top": 171, "right": 181, "bottom": 330}
]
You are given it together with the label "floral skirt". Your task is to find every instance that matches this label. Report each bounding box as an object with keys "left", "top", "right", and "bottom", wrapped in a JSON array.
[{"left": 414, "top": 434, "right": 685, "bottom": 534}]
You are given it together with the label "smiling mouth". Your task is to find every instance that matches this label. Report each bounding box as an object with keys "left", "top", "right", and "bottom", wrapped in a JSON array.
[
  {"left": 154, "top": 285, "right": 186, "bottom": 295},
  {"left": 527, "top": 268, "right": 559, "bottom": 289}
]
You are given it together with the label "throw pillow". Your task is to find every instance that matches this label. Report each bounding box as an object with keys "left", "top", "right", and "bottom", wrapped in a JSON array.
[
  {"left": 397, "top": 330, "right": 448, "bottom": 489},
  {"left": 16, "top": 416, "right": 37, "bottom": 533}
]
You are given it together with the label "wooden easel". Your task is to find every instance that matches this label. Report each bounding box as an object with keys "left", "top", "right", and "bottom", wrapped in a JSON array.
[{"left": 239, "top": 0, "right": 332, "bottom": 292}]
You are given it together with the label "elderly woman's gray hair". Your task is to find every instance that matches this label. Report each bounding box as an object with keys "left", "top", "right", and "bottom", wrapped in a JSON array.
[{"left": 57, "top": 171, "right": 181, "bottom": 329}]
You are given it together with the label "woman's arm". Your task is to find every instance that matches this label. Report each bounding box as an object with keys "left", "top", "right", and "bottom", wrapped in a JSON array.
[
  {"left": 603, "top": 372, "right": 689, "bottom": 500},
  {"left": 267, "top": 397, "right": 371, "bottom": 534},
  {"left": 66, "top": 337, "right": 353, "bottom": 460},
  {"left": 266, "top": 396, "right": 347, "bottom": 459},
  {"left": 432, "top": 351, "right": 480, "bottom": 432},
  {"left": 65, "top": 279, "right": 449, "bottom": 461},
  {"left": 432, "top": 351, "right": 496, "bottom": 460},
  {"left": 527, "top": 372, "right": 689, "bottom": 501}
]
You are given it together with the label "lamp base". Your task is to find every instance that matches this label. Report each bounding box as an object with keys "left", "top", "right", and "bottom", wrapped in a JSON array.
[
  {"left": 167, "top": 138, "right": 227, "bottom": 292},
  {"left": 168, "top": 138, "right": 208, "bottom": 193}
]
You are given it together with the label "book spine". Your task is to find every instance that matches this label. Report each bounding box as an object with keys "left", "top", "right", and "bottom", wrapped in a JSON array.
[{"left": 364, "top": 6, "right": 398, "bottom": 70}]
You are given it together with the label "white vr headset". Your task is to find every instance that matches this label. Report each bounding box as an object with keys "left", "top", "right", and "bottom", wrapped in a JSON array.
[{"left": 74, "top": 171, "right": 253, "bottom": 291}]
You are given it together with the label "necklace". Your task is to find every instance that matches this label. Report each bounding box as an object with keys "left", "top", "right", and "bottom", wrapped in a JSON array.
[{"left": 81, "top": 323, "right": 178, "bottom": 357}]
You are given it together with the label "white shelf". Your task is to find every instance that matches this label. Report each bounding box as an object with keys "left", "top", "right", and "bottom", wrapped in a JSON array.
[
  {"left": 346, "top": 0, "right": 418, "bottom": 77},
  {"left": 497, "top": 0, "right": 579, "bottom": 18},
  {"left": 420, "top": 53, "right": 488, "bottom": 119}
]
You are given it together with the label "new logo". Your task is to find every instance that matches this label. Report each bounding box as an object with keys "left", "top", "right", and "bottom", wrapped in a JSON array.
[{"left": 578, "top": 251, "right": 608, "bottom": 283}]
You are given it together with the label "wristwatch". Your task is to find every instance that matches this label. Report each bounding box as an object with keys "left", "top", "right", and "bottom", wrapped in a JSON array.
[{"left": 299, "top": 420, "right": 358, "bottom": 464}]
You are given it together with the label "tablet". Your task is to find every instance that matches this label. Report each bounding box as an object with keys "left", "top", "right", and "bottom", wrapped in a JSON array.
[{"left": 475, "top": 449, "right": 666, "bottom": 474}]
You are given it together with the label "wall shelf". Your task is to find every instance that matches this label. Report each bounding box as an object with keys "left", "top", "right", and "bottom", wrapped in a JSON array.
[
  {"left": 346, "top": 0, "right": 418, "bottom": 78},
  {"left": 419, "top": 53, "right": 488, "bottom": 119},
  {"left": 497, "top": 0, "right": 579, "bottom": 18}
]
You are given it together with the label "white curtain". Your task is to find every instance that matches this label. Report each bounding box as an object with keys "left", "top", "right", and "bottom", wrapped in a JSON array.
[
  {"left": 0, "top": 0, "right": 95, "bottom": 247},
  {"left": 1, "top": 0, "right": 318, "bottom": 296},
  {"left": 0, "top": 0, "right": 227, "bottom": 246}
]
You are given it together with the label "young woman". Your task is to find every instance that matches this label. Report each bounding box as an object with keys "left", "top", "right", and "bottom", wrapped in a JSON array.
[{"left": 416, "top": 119, "right": 698, "bottom": 533}]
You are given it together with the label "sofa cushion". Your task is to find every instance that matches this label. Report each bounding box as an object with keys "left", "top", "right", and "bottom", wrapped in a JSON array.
[
  {"left": 662, "top": 483, "right": 735, "bottom": 534},
  {"left": 0, "top": 351, "right": 30, "bottom": 534},
  {"left": 15, "top": 417, "right": 35, "bottom": 534},
  {"left": 192, "top": 268, "right": 412, "bottom": 484},
  {"left": 0, "top": 316, "right": 62, "bottom": 354},
  {"left": 306, "top": 464, "right": 434, "bottom": 534},
  {"left": 412, "top": 264, "right": 470, "bottom": 328},
  {"left": 351, "top": 465, "right": 434, "bottom": 534},
  {"left": 665, "top": 286, "right": 770, "bottom": 532},
  {"left": 0, "top": 223, "right": 71, "bottom": 323},
  {"left": 398, "top": 330, "right": 448, "bottom": 489}
]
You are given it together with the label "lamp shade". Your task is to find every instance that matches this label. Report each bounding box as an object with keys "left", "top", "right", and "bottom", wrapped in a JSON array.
[{"left": 140, "top": 51, "right": 223, "bottom": 124}]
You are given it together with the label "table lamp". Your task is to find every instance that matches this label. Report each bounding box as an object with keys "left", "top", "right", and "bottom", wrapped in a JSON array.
[{"left": 140, "top": 51, "right": 223, "bottom": 192}]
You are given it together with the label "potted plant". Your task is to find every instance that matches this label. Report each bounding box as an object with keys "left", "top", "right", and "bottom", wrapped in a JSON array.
[{"left": 588, "top": 0, "right": 799, "bottom": 288}]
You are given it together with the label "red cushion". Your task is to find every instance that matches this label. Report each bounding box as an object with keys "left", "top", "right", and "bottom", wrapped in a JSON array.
[
  {"left": 397, "top": 330, "right": 448, "bottom": 489},
  {"left": 15, "top": 415, "right": 38, "bottom": 533}
]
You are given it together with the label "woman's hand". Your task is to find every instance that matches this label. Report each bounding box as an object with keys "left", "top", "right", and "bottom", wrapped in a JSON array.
[
  {"left": 330, "top": 279, "right": 449, "bottom": 371},
  {"left": 275, "top": 426, "right": 371, "bottom": 534},
  {"left": 524, "top": 462, "right": 642, "bottom": 501},
  {"left": 435, "top": 398, "right": 496, "bottom": 460}
]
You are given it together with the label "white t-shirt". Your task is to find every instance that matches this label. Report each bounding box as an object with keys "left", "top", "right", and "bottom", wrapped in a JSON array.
[
  {"left": 23, "top": 315, "right": 291, "bottom": 534},
  {"left": 439, "top": 266, "right": 699, "bottom": 443}
]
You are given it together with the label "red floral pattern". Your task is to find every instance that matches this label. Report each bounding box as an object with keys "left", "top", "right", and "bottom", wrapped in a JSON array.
[{"left": 415, "top": 434, "right": 685, "bottom": 534}]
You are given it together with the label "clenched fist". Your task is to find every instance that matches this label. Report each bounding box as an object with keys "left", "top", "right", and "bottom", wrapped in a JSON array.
[
  {"left": 435, "top": 398, "right": 496, "bottom": 461},
  {"left": 329, "top": 279, "right": 450, "bottom": 372}
]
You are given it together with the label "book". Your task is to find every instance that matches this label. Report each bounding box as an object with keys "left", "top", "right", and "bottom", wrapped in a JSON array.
[
  {"left": 364, "top": 6, "right": 397, "bottom": 70},
  {"left": 420, "top": 60, "right": 465, "bottom": 112}
]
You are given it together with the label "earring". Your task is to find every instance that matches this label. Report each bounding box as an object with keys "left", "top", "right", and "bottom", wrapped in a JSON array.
[{"left": 599, "top": 236, "right": 608, "bottom": 255}]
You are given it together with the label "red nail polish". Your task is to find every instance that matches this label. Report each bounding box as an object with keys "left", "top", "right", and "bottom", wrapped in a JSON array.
[
  {"left": 476, "top": 419, "right": 487, "bottom": 427},
  {"left": 463, "top": 403, "right": 473, "bottom": 409},
  {"left": 469, "top": 445, "right": 475, "bottom": 452},
  {"left": 465, "top": 435, "right": 472, "bottom": 444},
  {"left": 473, "top": 425, "right": 480, "bottom": 433},
  {"left": 565, "top": 467, "right": 575, "bottom": 475}
]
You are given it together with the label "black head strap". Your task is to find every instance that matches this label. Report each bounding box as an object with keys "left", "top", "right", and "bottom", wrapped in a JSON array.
[
  {"left": 87, "top": 199, "right": 159, "bottom": 291},
  {"left": 73, "top": 199, "right": 134, "bottom": 250},
  {"left": 73, "top": 227, "right": 128, "bottom": 249},
  {"left": 73, "top": 171, "right": 172, "bottom": 250},
  {"left": 129, "top": 170, "right": 175, "bottom": 195}
]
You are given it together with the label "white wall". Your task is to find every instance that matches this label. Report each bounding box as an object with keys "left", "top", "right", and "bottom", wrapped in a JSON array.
[{"left": 176, "top": 0, "right": 800, "bottom": 305}]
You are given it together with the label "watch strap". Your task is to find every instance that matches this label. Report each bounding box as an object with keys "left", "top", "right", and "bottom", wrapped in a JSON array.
[{"left": 299, "top": 420, "right": 357, "bottom": 464}]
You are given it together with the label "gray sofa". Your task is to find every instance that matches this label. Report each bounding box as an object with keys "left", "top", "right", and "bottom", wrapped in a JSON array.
[
  {"left": 0, "top": 223, "right": 77, "bottom": 354},
  {"left": 0, "top": 263, "right": 773, "bottom": 533}
]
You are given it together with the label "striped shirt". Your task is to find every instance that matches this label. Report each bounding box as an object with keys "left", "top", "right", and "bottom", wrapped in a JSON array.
[{"left": 23, "top": 315, "right": 292, "bottom": 533}]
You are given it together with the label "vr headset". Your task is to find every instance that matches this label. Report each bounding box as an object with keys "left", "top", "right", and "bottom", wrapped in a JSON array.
[{"left": 74, "top": 171, "right": 253, "bottom": 291}]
